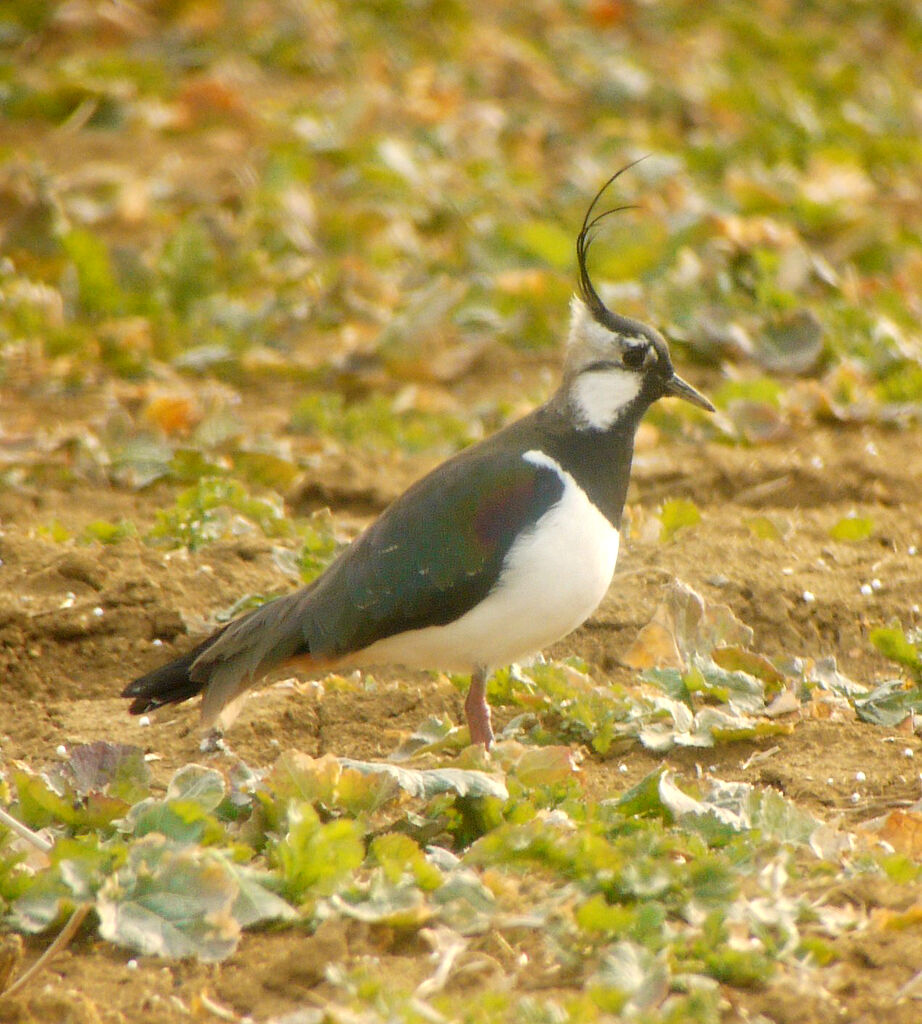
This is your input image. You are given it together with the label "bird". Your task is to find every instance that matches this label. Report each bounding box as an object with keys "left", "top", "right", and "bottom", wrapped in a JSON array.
[{"left": 122, "top": 168, "right": 714, "bottom": 749}]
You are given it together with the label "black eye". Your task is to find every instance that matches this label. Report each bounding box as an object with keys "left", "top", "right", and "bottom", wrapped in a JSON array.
[{"left": 623, "top": 345, "right": 647, "bottom": 369}]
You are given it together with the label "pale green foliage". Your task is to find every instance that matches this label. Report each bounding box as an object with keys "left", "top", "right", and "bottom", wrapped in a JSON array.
[
  {"left": 148, "top": 477, "right": 292, "bottom": 550},
  {"left": 870, "top": 624, "right": 922, "bottom": 683}
]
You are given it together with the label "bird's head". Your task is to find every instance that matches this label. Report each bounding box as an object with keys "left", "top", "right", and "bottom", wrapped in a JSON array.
[{"left": 563, "top": 168, "right": 714, "bottom": 431}]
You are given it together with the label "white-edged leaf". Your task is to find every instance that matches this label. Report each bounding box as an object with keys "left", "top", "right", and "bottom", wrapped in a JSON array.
[
  {"left": 223, "top": 860, "right": 298, "bottom": 926},
  {"left": 97, "top": 836, "right": 239, "bottom": 961},
  {"left": 591, "top": 941, "right": 669, "bottom": 1014},
  {"left": 326, "top": 881, "right": 431, "bottom": 927},
  {"left": 337, "top": 759, "right": 508, "bottom": 801},
  {"left": 165, "top": 764, "right": 226, "bottom": 810}
]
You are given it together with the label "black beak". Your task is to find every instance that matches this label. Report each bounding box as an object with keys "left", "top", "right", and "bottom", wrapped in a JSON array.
[{"left": 662, "top": 373, "right": 715, "bottom": 412}]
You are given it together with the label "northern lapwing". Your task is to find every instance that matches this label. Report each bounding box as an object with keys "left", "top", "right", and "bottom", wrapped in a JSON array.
[{"left": 123, "top": 169, "right": 714, "bottom": 748}]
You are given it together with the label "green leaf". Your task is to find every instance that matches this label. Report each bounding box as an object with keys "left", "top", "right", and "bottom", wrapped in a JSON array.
[
  {"left": 296, "top": 508, "right": 343, "bottom": 583},
  {"left": 37, "top": 520, "right": 72, "bottom": 543},
  {"left": 389, "top": 717, "right": 465, "bottom": 761},
  {"left": 168, "top": 448, "right": 227, "bottom": 483},
  {"left": 853, "top": 679, "right": 922, "bottom": 727},
  {"left": 61, "top": 228, "right": 123, "bottom": 316},
  {"left": 510, "top": 746, "right": 579, "bottom": 788},
  {"left": 870, "top": 626, "right": 922, "bottom": 682},
  {"left": 233, "top": 451, "right": 301, "bottom": 491},
  {"left": 576, "top": 894, "right": 638, "bottom": 935},
  {"left": 79, "top": 519, "right": 137, "bottom": 544},
  {"left": 274, "top": 803, "right": 364, "bottom": 902},
  {"left": 616, "top": 767, "right": 669, "bottom": 818},
  {"left": 329, "top": 879, "right": 431, "bottom": 928},
  {"left": 703, "top": 946, "right": 772, "bottom": 988},
  {"left": 159, "top": 217, "right": 217, "bottom": 317},
  {"left": 267, "top": 750, "right": 399, "bottom": 816},
  {"left": 642, "top": 668, "right": 694, "bottom": 708},
  {"left": 9, "top": 838, "right": 116, "bottom": 932},
  {"left": 148, "top": 477, "right": 293, "bottom": 550},
  {"left": 659, "top": 499, "right": 702, "bottom": 541},
  {"left": 590, "top": 941, "right": 669, "bottom": 1015},
  {"left": 744, "top": 514, "right": 790, "bottom": 541},
  {"left": 13, "top": 768, "right": 78, "bottom": 829},
  {"left": 126, "top": 799, "right": 215, "bottom": 846},
  {"left": 165, "top": 765, "right": 226, "bottom": 811},
  {"left": 221, "top": 860, "right": 297, "bottom": 927},
  {"left": 513, "top": 220, "right": 573, "bottom": 270},
  {"left": 829, "top": 515, "right": 874, "bottom": 542},
  {"left": 125, "top": 766, "right": 226, "bottom": 845},
  {"left": 370, "top": 834, "right": 442, "bottom": 891},
  {"left": 9, "top": 871, "right": 75, "bottom": 933},
  {"left": 338, "top": 758, "right": 508, "bottom": 801},
  {"left": 97, "top": 836, "right": 240, "bottom": 961},
  {"left": 61, "top": 743, "right": 151, "bottom": 804},
  {"left": 711, "top": 647, "right": 786, "bottom": 692},
  {"left": 714, "top": 377, "right": 784, "bottom": 410},
  {"left": 432, "top": 870, "right": 497, "bottom": 935},
  {"left": 690, "top": 660, "right": 765, "bottom": 712}
]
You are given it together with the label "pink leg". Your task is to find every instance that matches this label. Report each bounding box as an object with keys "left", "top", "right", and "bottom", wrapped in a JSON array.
[{"left": 464, "top": 667, "right": 494, "bottom": 748}]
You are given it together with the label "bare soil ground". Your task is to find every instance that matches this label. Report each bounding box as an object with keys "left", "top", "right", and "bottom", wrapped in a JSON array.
[{"left": 2, "top": 379, "right": 922, "bottom": 1022}]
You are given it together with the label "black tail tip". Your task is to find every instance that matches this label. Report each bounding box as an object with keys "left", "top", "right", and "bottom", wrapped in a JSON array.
[
  {"left": 123, "top": 689, "right": 164, "bottom": 716},
  {"left": 122, "top": 648, "right": 206, "bottom": 716}
]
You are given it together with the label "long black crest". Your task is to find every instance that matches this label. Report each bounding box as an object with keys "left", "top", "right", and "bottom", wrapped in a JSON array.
[{"left": 576, "top": 160, "right": 647, "bottom": 333}]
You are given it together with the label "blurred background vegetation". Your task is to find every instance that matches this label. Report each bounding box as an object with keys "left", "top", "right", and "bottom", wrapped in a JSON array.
[{"left": 1, "top": 0, "right": 921, "bottom": 477}]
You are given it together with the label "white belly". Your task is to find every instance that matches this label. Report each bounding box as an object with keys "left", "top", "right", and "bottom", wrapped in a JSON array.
[{"left": 352, "top": 450, "right": 620, "bottom": 673}]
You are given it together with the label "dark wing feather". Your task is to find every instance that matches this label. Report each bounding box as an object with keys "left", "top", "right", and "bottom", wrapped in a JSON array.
[
  {"left": 309, "top": 448, "right": 564, "bottom": 656},
  {"left": 192, "top": 447, "right": 563, "bottom": 677}
]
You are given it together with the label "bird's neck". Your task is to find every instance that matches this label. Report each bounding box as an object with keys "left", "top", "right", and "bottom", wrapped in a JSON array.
[{"left": 533, "top": 399, "right": 644, "bottom": 528}]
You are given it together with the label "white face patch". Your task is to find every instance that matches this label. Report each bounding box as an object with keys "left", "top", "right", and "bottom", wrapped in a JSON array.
[{"left": 571, "top": 366, "right": 642, "bottom": 430}]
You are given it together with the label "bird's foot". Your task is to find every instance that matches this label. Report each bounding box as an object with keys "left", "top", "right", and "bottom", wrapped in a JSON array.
[
  {"left": 200, "top": 728, "right": 229, "bottom": 755},
  {"left": 464, "top": 670, "right": 494, "bottom": 749}
]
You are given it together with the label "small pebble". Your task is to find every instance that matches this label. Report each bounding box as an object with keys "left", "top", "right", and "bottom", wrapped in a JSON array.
[
  {"left": 855, "top": 770, "right": 866, "bottom": 782},
  {"left": 871, "top": 578, "right": 882, "bottom": 592},
  {"left": 859, "top": 583, "right": 873, "bottom": 596},
  {"left": 152, "top": 638, "right": 163, "bottom": 647},
  {"left": 802, "top": 591, "right": 816, "bottom": 604},
  {"left": 850, "top": 792, "right": 860, "bottom": 804},
  {"left": 811, "top": 455, "right": 824, "bottom": 469},
  {"left": 781, "top": 567, "right": 794, "bottom": 576},
  {"left": 909, "top": 545, "right": 917, "bottom": 556},
  {"left": 56, "top": 744, "right": 67, "bottom": 757},
  {"left": 904, "top": 748, "right": 915, "bottom": 759},
  {"left": 618, "top": 763, "right": 628, "bottom": 774},
  {"left": 826, "top": 777, "right": 834, "bottom": 786},
  {"left": 93, "top": 606, "right": 104, "bottom": 617},
  {"left": 127, "top": 960, "right": 138, "bottom": 971},
  {"left": 139, "top": 715, "right": 151, "bottom": 727}
]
